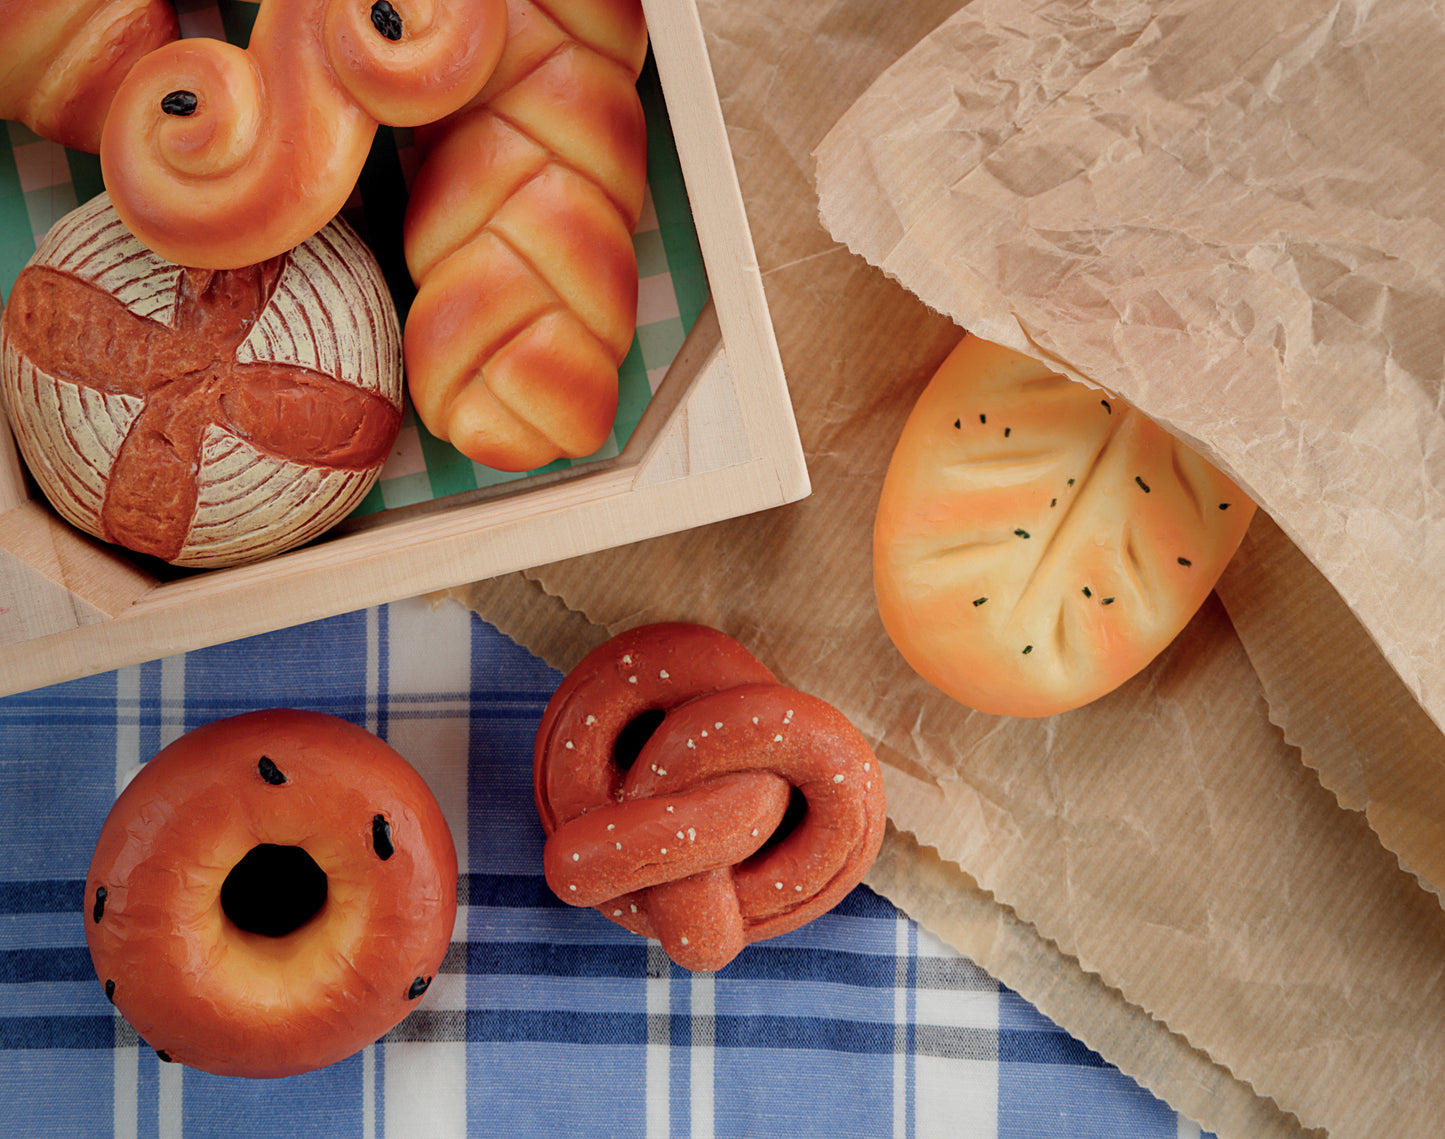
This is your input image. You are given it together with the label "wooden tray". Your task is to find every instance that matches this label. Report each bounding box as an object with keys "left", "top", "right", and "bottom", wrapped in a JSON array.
[{"left": 0, "top": 0, "right": 809, "bottom": 697}]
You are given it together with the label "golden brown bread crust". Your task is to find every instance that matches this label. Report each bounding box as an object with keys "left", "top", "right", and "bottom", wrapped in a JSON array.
[
  {"left": 401, "top": 0, "right": 649, "bottom": 471},
  {"left": 85, "top": 709, "right": 458, "bottom": 1078},
  {"left": 534, "top": 623, "right": 887, "bottom": 972},
  {"left": 874, "top": 333, "right": 1257, "bottom": 718},
  {"left": 0, "top": 193, "right": 404, "bottom": 568},
  {"left": 99, "top": 0, "right": 507, "bottom": 268},
  {"left": 0, "top": 0, "right": 179, "bottom": 152}
]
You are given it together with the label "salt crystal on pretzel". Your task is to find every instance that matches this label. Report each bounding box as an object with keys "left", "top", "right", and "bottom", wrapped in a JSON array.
[{"left": 533, "top": 622, "right": 778, "bottom": 831}]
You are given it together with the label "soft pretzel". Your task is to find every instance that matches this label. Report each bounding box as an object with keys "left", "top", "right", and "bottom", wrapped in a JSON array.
[
  {"left": 534, "top": 624, "right": 887, "bottom": 971},
  {"left": 874, "top": 332, "right": 1257, "bottom": 717},
  {"left": 99, "top": 0, "right": 507, "bottom": 269},
  {"left": 534, "top": 622, "right": 780, "bottom": 829},
  {"left": 0, "top": 0, "right": 178, "bottom": 153},
  {"left": 401, "top": 0, "right": 649, "bottom": 471}
]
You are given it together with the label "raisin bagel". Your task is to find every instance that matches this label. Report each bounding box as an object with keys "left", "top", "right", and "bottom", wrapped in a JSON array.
[{"left": 84, "top": 708, "right": 457, "bottom": 1078}]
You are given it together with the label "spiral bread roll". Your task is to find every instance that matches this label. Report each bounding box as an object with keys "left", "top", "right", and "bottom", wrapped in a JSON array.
[
  {"left": 401, "top": 0, "right": 649, "bottom": 471},
  {"left": 874, "top": 333, "right": 1256, "bottom": 718},
  {"left": 99, "top": 0, "right": 508, "bottom": 269},
  {"left": 85, "top": 709, "right": 458, "bottom": 1078},
  {"left": 0, "top": 0, "right": 178, "bottom": 152}
]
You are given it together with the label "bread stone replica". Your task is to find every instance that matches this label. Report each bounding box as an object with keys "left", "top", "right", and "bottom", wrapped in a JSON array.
[
  {"left": 874, "top": 333, "right": 1256, "bottom": 718},
  {"left": 0, "top": 193, "right": 404, "bottom": 569},
  {"left": 0, "top": 0, "right": 179, "bottom": 152}
]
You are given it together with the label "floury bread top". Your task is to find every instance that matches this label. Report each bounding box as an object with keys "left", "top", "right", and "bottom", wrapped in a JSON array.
[{"left": 0, "top": 194, "right": 404, "bottom": 568}]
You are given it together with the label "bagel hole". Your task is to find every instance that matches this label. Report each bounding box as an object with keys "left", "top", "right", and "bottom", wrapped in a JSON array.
[
  {"left": 613, "top": 707, "right": 666, "bottom": 771},
  {"left": 221, "top": 844, "right": 327, "bottom": 938},
  {"left": 744, "top": 786, "right": 808, "bottom": 863}
]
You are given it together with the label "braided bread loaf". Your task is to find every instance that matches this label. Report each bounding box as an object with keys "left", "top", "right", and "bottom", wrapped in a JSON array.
[
  {"left": 99, "top": 0, "right": 507, "bottom": 269},
  {"left": 0, "top": 0, "right": 178, "bottom": 153},
  {"left": 401, "top": 0, "right": 649, "bottom": 471}
]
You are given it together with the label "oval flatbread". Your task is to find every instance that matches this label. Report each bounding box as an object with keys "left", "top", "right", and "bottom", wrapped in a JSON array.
[{"left": 874, "top": 333, "right": 1255, "bottom": 717}]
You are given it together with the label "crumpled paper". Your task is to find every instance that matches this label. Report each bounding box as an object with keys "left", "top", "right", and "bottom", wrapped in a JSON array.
[
  {"left": 810, "top": 0, "right": 1445, "bottom": 1135},
  {"left": 448, "top": 2, "right": 1445, "bottom": 1136},
  {"left": 815, "top": 0, "right": 1445, "bottom": 734}
]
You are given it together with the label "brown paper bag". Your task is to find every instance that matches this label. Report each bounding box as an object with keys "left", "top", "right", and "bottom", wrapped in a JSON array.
[
  {"left": 446, "top": 2, "right": 1445, "bottom": 1135},
  {"left": 816, "top": 0, "right": 1445, "bottom": 756}
]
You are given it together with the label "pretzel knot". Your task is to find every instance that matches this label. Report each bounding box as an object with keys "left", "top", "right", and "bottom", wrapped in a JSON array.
[{"left": 533, "top": 624, "right": 887, "bottom": 972}]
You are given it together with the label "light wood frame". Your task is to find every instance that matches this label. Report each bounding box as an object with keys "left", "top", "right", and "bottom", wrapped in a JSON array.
[{"left": 0, "top": 0, "right": 809, "bottom": 697}]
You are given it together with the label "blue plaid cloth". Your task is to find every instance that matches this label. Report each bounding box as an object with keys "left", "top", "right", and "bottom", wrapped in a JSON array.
[{"left": 0, "top": 597, "right": 1213, "bottom": 1137}]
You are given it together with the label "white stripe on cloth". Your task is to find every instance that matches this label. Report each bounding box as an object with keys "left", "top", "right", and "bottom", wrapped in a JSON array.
[
  {"left": 381, "top": 598, "right": 474, "bottom": 1137},
  {"left": 114, "top": 665, "right": 142, "bottom": 798},
  {"left": 384, "top": 1041, "right": 468, "bottom": 1138},
  {"left": 916, "top": 1053, "right": 999, "bottom": 1138},
  {"left": 112, "top": 1026, "right": 138, "bottom": 1139},
  {"left": 159, "top": 652, "right": 187, "bottom": 749},
  {"left": 691, "top": 970, "right": 716, "bottom": 1139},
  {"left": 159, "top": 1061, "right": 184, "bottom": 1139},
  {"left": 913, "top": 925, "right": 1000, "bottom": 1027},
  {"left": 384, "top": 597, "right": 474, "bottom": 870},
  {"left": 647, "top": 944, "right": 671, "bottom": 1139},
  {"left": 893, "top": 914, "right": 913, "bottom": 1139},
  {"left": 159, "top": 651, "right": 187, "bottom": 1139},
  {"left": 912, "top": 925, "right": 998, "bottom": 1138},
  {"left": 113, "top": 663, "right": 142, "bottom": 1139},
  {"left": 111, "top": 656, "right": 188, "bottom": 1139},
  {"left": 365, "top": 1045, "right": 378, "bottom": 1139}
]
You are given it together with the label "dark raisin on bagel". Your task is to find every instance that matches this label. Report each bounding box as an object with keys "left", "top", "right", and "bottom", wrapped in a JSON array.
[{"left": 84, "top": 708, "right": 457, "bottom": 1078}]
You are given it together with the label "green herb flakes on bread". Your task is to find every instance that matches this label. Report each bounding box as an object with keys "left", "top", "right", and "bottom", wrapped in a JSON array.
[{"left": 874, "top": 332, "right": 1256, "bottom": 718}]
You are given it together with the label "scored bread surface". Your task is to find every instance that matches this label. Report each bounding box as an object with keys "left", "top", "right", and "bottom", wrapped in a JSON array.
[
  {"left": 873, "top": 333, "right": 1256, "bottom": 718},
  {"left": 0, "top": 193, "right": 403, "bottom": 568}
]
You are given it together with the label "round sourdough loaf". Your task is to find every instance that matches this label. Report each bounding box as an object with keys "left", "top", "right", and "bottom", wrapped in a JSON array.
[
  {"left": 0, "top": 193, "right": 403, "bottom": 568},
  {"left": 874, "top": 333, "right": 1256, "bottom": 718}
]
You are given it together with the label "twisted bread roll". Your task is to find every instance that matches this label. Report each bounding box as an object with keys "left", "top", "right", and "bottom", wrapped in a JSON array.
[
  {"left": 401, "top": 0, "right": 648, "bottom": 471},
  {"left": 0, "top": 0, "right": 178, "bottom": 152},
  {"left": 100, "top": 0, "right": 507, "bottom": 269},
  {"left": 534, "top": 624, "right": 886, "bottom": 972}
]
